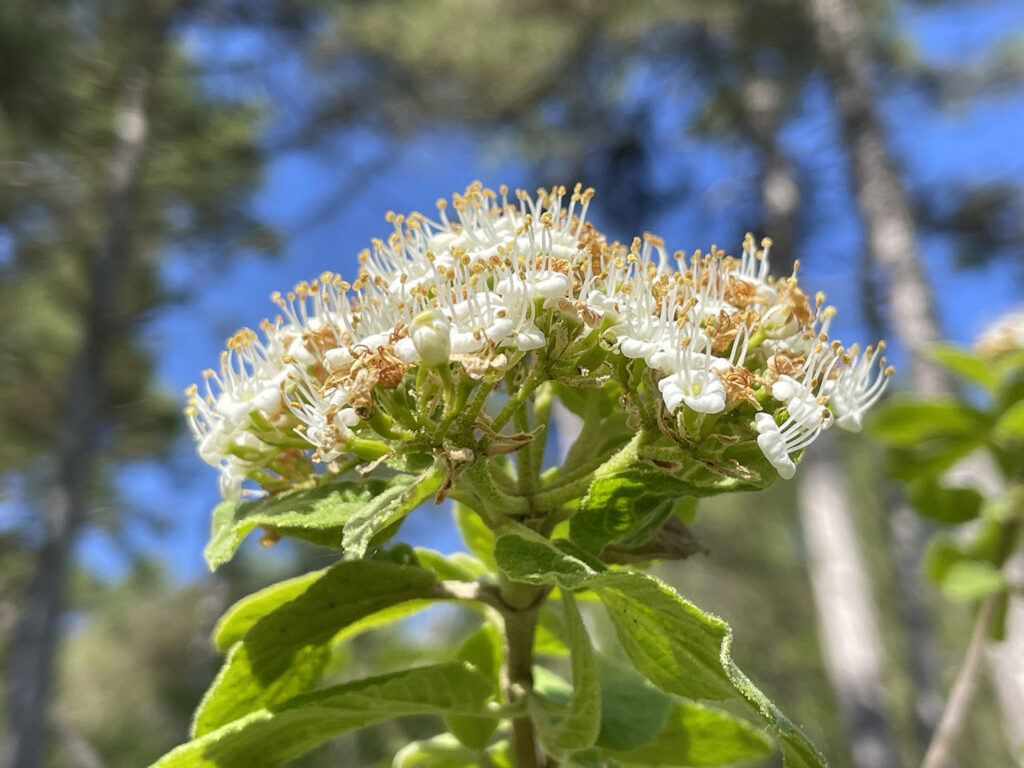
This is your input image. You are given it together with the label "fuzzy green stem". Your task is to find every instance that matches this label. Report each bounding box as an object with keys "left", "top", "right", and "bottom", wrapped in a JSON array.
[
  {"left": 499, "top": 578, "right": 544, "bottom": 768},
  {"left": 493, "top": 362, "right": 547, "bottom": 433},
  {"left": 525, "top": 382, "right": 553, "bottom": 485},
  {"left": 467, "top": 460, "right": 530, "bottom": 521}
]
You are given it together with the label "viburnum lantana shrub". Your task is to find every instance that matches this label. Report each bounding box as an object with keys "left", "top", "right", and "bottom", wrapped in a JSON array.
[{"left": 156, "top": 183, "right": 891, "bottom": 768}]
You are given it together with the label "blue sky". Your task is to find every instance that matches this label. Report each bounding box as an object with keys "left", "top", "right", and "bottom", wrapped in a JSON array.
[{"left": 77, "top": 1, "right": 1024, "bottom": 581}]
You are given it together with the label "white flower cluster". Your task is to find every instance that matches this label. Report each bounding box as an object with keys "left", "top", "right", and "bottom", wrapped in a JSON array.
[
  {"left": 976, "top": 308, "right": 1024, "bottom": 359},
  {"left": 186, "top": 183, "right": 891, "bottom": 497}
]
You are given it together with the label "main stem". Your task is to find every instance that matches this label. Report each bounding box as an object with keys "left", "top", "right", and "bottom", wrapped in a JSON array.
[{"left": 499, "top": 577, "right": 544, "bottom": 768}]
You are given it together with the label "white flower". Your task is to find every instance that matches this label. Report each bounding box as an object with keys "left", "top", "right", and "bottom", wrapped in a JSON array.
[
  {"left": 755, "top": 412, "right": 823, "bottom": 479},
  {"left": 825, "top": 342, "right": 891, "bottom": 432},
  {"left": 659, "top": 370, "right": 727, "bottom": 414},
  {"left": 975, "top": 308, "right": 1024, "bottom": 358},
  {"left": 656, "top": 328, "right": 729, "bottom": 415},
  {"left": 185, "top": 183, "right": 891, "bottom": 499},
  {"left": 772, "top": 375, "right": 824, "bottom": 428}
]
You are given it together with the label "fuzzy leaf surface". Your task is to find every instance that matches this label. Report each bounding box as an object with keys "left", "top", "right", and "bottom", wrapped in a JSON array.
[
  {"left": 493, "top": 533, "right": 824, "bottom": 768},
  {"left": 205, "top": 480, "right": 397, "bottom": 569},
  {"left": 445, "top": 622, "right": 502, "bottom": 749},
  {"left": 529, "top": 591, "right": 601, "bottom": 755},
  {"left": 154, "top": 663, "right": 493, "bottom": 768},
  {"left": 607, "top": 700, "right": 773, "bottom": 766},
  {"left": 213, "top": 570, "right": 325, "bottom": 651},
  {"left": 342, "top": 465, "right": 444, "bottom": 558},
  {"left": 193, "top": 560, "right": 439, "bottom": 736}
]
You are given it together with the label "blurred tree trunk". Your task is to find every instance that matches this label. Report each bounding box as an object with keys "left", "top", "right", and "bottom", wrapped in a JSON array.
[
  {"left": 738, "top": 75, "right": 800, "bottom": 275},
  {"left": 4, "top": 31, "right": 161, "bottom": 768},
  {"left": 805, "top": 0, "right": 948, "bottom": 394},
  {"left": 798, "top": 440, "right": 897, "bottom": 768},
  {"left": 741, "top": 78, "right": 898, "bottom": 765},
  {"left": 802, "top": 0, "right": 1005, "bottom": 759}
]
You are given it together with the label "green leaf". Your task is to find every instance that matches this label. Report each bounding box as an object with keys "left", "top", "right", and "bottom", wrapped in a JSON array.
[
  {"left": 454, "top": 502, "right": 498, "bottom": 572},
  {"left": 871, "top": 398, "right": 989, "bottom": 447},
  {"left": 928, "top": 344, "right": 998, "bottom": 391},
  {"left": 342, "top": 465, "right": 445, "bottom": 558},
  {"left": 608, "top": 700, "right": 773, "bottom": 766},
  {"left": 909, "top": 481, "right": 984, "bottom": 524},
  {"left": 193, "top": 561, "right": 440, "bottom": 736},
  {"left": 886, "top": 438, "right": 987, "bottom": 484},
  {"left": 571, "top": 464, "right": 690, "bottom": 556},
  {"left": 994, "top": 400, "right": 1024, "bottom": 441},
  {"left": 989, "top": 591, "right": 1010, "bottom": 643},
  {"left": 394, "top": 734, "right": 513, "bottom": 768},
  {"left": 592, "top": 572, "right": 823, "bottom": 768},
  {"left": 923, "top": 535, "right": 965, "bottom": 585},
  {"left": 205, "top": 480, "right": 397, "bottom": 569},
  {"left": 555, "top": 380, "right": 623, "bottom": 419},
  {"left": 153, "top": 663, "right": 493, "bottom": 768},
  {"left": 445, "top": 623, "right": 502, "bottom": 750},
  {"left": 213, "top": 570, "right": 325, "bottom": 652},
  {"left": 940, "top": 559, "right": 1005, "bottom": 602},
  {"left": 594, "top": 656, "right": 671, "bottom": 750},
  {"left": 674, "top": 497, "right": 699, "bottom": 525},
  {"left": 535, "top": 605, "right": 569, "bottom": 657},
  {"left": 415, "top": 547, "right": 489, "bottom": 581},
  {"left": 492, "top": 533, "right": 823, "bottom": 767},
  {"left": 494, "top": 530, "right": 599, "bottom": 590},
  {"left": 529, "top": 591, "right": 601, "bottom": 755},
  {"left": 331, "top": 600, "right": 437, "bottom": 645},
  {"left": 590, "top": 573, "right": 735, "bottom": 701}
]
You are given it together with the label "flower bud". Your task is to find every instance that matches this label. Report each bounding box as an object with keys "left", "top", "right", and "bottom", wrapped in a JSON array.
[{"left": 410, "top": 309, "right": 452, "bottom": 367}]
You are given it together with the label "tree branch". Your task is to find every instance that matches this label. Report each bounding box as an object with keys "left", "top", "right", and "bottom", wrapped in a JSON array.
[{"left": 920, "top": 594, "right": 998, "bottom": 768}]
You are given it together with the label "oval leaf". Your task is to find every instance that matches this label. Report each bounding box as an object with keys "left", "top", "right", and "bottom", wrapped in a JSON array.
[
  {"left": 205, "top": 480, "right": 395, "bottom": 570},
  {"left": 607, "top": 700, "right": 772, "bottom": 766},
  {"left": 193, "top": 560, "right": 441, "bottom": 736},
  {"left": 493, "top": 532, "right": 824, "bottom": 768},
  {"left": 529, "top": 591, "right": 601, "bottom": 755},
  {"left": 154, "top": 663, "right": 493, "bottom": 768}
]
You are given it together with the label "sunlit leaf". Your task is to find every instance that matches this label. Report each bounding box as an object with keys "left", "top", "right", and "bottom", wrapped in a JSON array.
[
  {"left": 940, "top": 559, "right": 1005, "bottom": 602},
  {"left": 205, "top": 480, "right": 398, "bottom": 570},
  {"left": 193, "top": 561, "right": 440, "bottom": 736},
  {"left": 529, "top": 591, "right": 601, "bottom": 754},
  {"left": 445, "top": 622, "right": 502, "bottom": 749},
  {"left": 154, "top": 664, "right": 493, "bottom": 768},
  {"left": 994, "top": 400, "right": 1024, "bottom": 441},
  {"left": 394, "top": 734, "right": 513, "bottom": 768},
  {"left": 342, "top": 464, "right": 445, "bottom": 558},
  {"left": 607, "top": 700, "right": 773, "bottom": 766},
  {"left": 923, "top": 535, "right": 966, "bottom": 584},
  {"left": 928, "top": 344, "right": 998, "bottom": 391},
  {"left": 415, "top": 547, "right": 490, "bottom": 581},
  {"left": 213, "top": 570, "right": 325, "bottom": 651},
  {"left": 871, "top": 398, "right": 990, "bottom": 447},
  {"left": 571, "top": 463, "right": 691, "bottom": 556},
  {"left": 493, "top": 532, "right": 824, "bottom": 767},
  {"left": 454, "top": 502, "right": 498, "bottom": 572}
]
